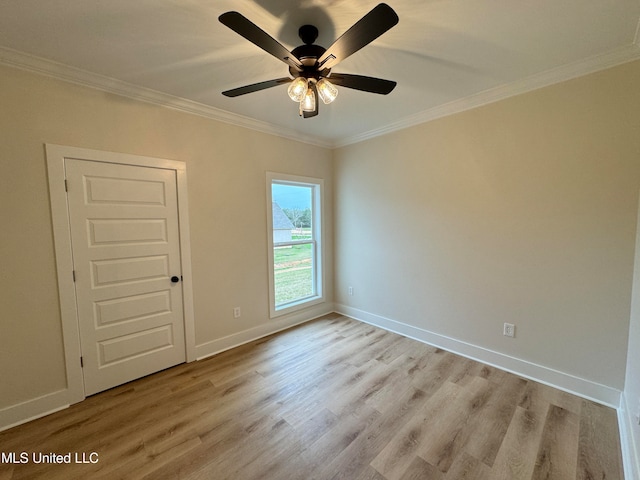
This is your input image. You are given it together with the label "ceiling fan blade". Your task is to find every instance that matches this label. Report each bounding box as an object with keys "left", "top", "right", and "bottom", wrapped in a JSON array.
[
  {"left": 317, "top": 3, "right": 399, "bottom": 71},
  {"left": 219, "top": 12, "right": 303, "bottom": 71},
  {"left": 328, "top": 73, "right": 396, "bottom": 94},
  {"left": 303, "top": 83, "right": 319, "bottom": 118},
  {"left": 222, "top": 77, "right": 291, "bottom": 97}
]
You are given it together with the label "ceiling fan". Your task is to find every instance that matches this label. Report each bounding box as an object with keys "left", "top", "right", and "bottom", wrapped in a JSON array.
[{"left": 218, "top": 3, "right": 399, "bottom": 118}]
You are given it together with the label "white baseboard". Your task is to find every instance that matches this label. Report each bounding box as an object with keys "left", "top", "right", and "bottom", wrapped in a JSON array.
[
  {"left": 195, "top": 302, "right": 335, "bottom": 360},
  {"left": 0, "top": 303, "right": 334, "bottom": 432},
  {"left": 620, "top": 394, "right": 640, "bottom": 480},
  {"left": 0, "top": 389, "right": 70, "bottom": 433},
  {"left": 334, "top": 304, "right": 621, "bottom": 408}
]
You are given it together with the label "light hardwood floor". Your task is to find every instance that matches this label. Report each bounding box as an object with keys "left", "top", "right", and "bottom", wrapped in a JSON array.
[{"left": 0, "top": 314, "right": 624, "bottom": 479}]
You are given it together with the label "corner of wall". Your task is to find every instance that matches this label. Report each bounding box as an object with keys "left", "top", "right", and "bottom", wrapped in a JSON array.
[{"left": 620, "top": 394, "right": 640, "bottom": 480}]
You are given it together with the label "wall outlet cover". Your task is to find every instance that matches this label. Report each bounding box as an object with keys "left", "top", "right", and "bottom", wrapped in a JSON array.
[{"left": 503, "top": 323, "right": 515, "bottom": 337}]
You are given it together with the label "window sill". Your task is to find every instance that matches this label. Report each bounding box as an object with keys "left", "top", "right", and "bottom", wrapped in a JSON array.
[{"left": 270, "top": 295, "right": 324, "bottom": 319}]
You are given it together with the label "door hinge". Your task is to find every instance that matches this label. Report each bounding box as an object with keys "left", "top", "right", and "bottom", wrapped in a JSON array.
[
  {"left": 80, "top": 356, "right": 84, "bottom": 368},
  {"left": 72, "top": 270, "right": 76, "bottom": 282},
  {"left": 64, "top": 179, "right": 68, "bottom": 192}
]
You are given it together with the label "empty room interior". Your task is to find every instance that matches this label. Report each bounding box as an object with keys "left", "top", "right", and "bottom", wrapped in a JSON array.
[{"left": 1, "top": 1, "right": 640, "bottom": 479}]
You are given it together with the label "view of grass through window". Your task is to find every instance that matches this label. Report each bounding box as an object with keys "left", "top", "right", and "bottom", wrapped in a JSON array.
[{"left": 272, "top": 183, "right": 314, "bottom": 307}]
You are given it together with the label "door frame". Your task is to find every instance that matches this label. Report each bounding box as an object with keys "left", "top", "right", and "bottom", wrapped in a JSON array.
[{"left": 46, "top": 144, "right": 196, "bottom": 405}]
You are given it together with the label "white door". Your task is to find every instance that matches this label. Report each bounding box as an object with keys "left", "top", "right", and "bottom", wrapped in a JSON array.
[{"left": 65, "top": 158, "right": 186, "bottom": 395}]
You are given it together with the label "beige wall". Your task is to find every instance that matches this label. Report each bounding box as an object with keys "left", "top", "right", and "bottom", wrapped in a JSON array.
[
  {"left": 334, "top": 60, "right": 640, "bottom": 389},
  {"left": 2, "top": 56, "right": 640, "bottom": 418},
  {"left": 0, "top": 65, "right": 333, "bottom": 409}
]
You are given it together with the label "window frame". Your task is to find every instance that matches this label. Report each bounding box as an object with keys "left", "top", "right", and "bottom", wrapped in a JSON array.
[{"left": 266, "top": 172, "right": 324, "bottom": 318}]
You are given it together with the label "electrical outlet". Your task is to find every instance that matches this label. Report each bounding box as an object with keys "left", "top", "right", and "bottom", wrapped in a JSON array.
[
  {"left": 233, "top": 307, "right": 241, "bottom": 319},
  {"left": 503, "top": 323, "right": 515, "bottom": 338},
  {"left": 348, "top": 286, "right": 353, "bottom": 296}
]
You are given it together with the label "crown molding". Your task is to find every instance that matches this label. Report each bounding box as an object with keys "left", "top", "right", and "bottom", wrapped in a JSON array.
[
  {"left": 0, "top": 46, "right": 332, "bottom": 149},
  {"left": 2, "top": 43, "right": 639, "bottom": 151},
  {"left": 334, "top": 43, "right": 640, "bottom": 148}
]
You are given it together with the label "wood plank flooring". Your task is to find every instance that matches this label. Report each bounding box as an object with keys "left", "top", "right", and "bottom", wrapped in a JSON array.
[{"left": 0, "top": 314, "right": 624, "bottom": 479}]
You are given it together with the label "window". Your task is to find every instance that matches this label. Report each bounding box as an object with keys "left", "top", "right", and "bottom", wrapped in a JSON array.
[{"left": 267, "top": 173, "right": 323, "bottom": 317}]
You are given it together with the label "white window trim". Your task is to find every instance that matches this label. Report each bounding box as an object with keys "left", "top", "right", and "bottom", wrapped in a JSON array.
[{"left": 266, "top": 172, "right": 324, "bottom": 318}]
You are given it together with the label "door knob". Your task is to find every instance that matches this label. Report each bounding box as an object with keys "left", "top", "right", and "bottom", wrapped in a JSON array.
[{"left": 171, "top": 276, "right": 180, "bottom": 283}]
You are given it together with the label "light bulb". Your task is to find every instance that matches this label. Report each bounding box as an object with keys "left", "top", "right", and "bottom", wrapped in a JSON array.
[
  {"left": 316, "top": 78, "right": 338, "bottom": 104},
  {"left": 287, "top": 77, "right": 308, "bottom": 102},
  {"left": 301, "top": 87, "right": 316, "bottom": 112}
]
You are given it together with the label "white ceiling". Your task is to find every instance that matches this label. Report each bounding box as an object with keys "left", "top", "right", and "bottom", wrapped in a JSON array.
[{"left": 1, "top": 0, "right": 639, "bottom": 147}]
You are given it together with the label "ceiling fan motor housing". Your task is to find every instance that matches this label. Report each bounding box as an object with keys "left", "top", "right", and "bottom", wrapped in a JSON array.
[{"left": 289, "top": 25, "right": 329, "bottom": 80}]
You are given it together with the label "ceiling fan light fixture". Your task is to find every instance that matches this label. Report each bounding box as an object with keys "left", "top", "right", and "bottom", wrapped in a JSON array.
[
  {"left": 316, "top": 78, "right": 338, "bottom": 104},
  {"left": 287, "top": 77, "right": 308, "bottom": 102},
  {"left": 300, "top": 86, "right": 316, "bottom": 114}
]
